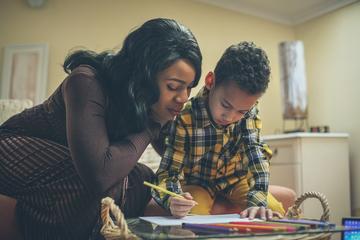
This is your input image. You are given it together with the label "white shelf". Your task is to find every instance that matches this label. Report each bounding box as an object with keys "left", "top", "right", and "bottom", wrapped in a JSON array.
[
  {"left": 263, "top": 132, "right": 349, "bottom": 141},
  {"left": 265, "top": 134, "right": 351, "bottom": 226}
]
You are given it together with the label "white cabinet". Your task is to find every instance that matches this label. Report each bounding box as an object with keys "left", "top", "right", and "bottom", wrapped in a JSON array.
[{"left": 263, "top": 133, "right": 351, "bottom": 225}]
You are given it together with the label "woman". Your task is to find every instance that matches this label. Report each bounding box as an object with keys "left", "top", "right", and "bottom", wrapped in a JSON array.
[{"left": 0, "top": 18, "right": 202, "bottom": 240}]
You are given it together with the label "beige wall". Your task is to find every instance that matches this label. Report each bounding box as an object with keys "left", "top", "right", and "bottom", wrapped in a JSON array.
[
  {"left": 295, "top": 2, "right": 360, "bottom": 216},
  {"left": 1, "top": 0, "right": 359, "bottom": 215},
  {"left": 0, "top": 0, "right": 294, "bottom": 133}
]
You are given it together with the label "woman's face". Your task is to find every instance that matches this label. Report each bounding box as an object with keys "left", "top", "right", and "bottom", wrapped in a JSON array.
[{"left": 151, "top": 59, "right": 196, "bottom": 125}]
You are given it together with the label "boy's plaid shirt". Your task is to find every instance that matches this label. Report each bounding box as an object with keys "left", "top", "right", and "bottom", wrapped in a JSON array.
[{"left": 153, "top": 87, "right": 272, "bottom": 210}]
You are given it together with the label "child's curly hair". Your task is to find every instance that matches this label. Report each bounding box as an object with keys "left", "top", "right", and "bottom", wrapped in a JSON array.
[{"left": 214, "top": 41, "right": 270, "bottom": 94}]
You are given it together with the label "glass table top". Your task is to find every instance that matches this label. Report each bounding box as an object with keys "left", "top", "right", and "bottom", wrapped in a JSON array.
[{"left": 127, "top": 218, "right": 359, "bottom": 240}]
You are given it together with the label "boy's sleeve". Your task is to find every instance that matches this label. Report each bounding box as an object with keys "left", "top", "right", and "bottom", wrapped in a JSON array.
[
  {"left": 151, "top": 117, "right": 189, "bottom": 210},
  {"left": 240, "top": 107, "right": 272, "bottom": 208}
]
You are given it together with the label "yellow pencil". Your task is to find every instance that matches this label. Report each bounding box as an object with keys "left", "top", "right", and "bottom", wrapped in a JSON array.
[{"left": 143, "top": 181, "right": 184, "bottom": 198}]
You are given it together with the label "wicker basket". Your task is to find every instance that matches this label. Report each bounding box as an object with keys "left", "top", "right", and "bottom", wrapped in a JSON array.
[
  {"left": 283, "top": 191, "right": 332, "bottom": 240},
  {"left": 100, "top": 197, "right": 138, "bottom": 240},
  {"left": 100, "top": 192, "right": 333, "bottom": 240}
]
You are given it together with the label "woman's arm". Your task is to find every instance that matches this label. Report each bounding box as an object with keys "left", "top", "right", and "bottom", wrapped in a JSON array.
[{"left": 63, "top": 66, "right": 153, "bottom": 195}]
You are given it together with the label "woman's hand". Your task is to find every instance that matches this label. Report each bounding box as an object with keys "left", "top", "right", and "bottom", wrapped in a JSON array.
[
  {"left": 169, "top": 192, "right": 198, "bottom": 218},
  {"left": 240, "top": 206, "right": 283, "bottom": 220}
]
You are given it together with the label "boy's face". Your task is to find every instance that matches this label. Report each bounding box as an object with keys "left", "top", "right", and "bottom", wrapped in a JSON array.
[{"left": 205, "top": 72, "right": 262, "bottom": 127}]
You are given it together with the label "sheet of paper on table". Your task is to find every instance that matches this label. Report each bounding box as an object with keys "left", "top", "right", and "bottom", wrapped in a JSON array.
[{"left": 139, "top": 213, "right": 263, "bottom": 226}]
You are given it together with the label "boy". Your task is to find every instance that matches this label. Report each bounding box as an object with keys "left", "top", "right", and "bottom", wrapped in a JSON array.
[{"left": 152, "top": 42, "right": 285, "bottom": 219}]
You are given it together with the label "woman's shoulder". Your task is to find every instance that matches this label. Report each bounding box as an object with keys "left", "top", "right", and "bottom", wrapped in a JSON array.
[
  {"left": 65, "top": 64, "right": 101, "bottom": 85},
  {"left": 69, "top": 64, "right": 98, "bottom": 79},
  {"left": 62, "top": 65, "right": 104, "bottom": 98}
]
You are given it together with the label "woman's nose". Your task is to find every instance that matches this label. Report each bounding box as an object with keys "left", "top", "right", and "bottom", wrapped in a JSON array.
[{"left": 175, "top": 90, "right": 189, "bottom": 103}]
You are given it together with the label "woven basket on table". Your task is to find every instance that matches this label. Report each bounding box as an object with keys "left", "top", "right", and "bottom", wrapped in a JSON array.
[
  {"left": 100, "top": 191, "right": 332, "bottom": 240},
  {"left": 284, "top": 191, "right": 332, "bottom": 240}
]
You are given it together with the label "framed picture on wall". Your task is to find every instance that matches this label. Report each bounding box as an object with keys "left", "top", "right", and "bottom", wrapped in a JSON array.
[{"left": 1, "top": 43, "right": 49, "bottom": 104}]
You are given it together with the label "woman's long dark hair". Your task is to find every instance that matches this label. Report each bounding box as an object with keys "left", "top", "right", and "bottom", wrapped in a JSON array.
[{"left": 63, "top": 18, "right": 202, "bottom": 140}]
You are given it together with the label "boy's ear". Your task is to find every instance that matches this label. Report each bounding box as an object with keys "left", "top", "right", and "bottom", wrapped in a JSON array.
[{"left": 205, "top": 72, "right": 215, "bottom": 90}]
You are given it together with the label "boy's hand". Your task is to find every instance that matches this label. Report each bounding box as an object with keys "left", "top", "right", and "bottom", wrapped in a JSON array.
[
  {"left": 169, "top": 192, "right": 198, "bottom": 218},
  {"left": 240, "top": 206, "right": 283, "bottom": 220}
]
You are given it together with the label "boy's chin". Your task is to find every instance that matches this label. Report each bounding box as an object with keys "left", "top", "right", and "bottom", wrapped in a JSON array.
[{"left": 216, "top": 120, "right": 231, "bottom": 126}]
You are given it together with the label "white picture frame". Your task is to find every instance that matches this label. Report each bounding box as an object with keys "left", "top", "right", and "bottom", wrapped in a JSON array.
[{"left": 1, "top": 43, "right": 49, "bottom": 105}]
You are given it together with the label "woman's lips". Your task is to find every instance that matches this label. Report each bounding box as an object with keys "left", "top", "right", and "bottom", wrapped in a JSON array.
[{"left": 168, "top": 107, "right": 182, "bottom": 116}]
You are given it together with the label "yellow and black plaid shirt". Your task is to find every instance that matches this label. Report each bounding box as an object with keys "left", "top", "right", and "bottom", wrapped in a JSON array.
[{"left": 153, "top": 87, "right": 272, "bottom": 209}]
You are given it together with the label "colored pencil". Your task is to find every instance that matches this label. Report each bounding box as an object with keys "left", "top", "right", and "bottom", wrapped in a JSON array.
[
  {"left": 212, "top": 225, "right": 275, "bottom": 233},
  {"left": 212, "top": 223, "right": 295, "bottom": 232},
  {"left": 231, "top": 222, "right": 297, "bottom": 232},
  {"left": 232, "top": 221, "right": 307, "bottom": 229},
  {"left": 259, "top": 221, "right": 310, "bottom": 230},
  {"left": 182, "top": 223, "right": 238, "bottom": 233},
  {"left": 230, "top": 221, "right": 308, "bottom": 229},
  {"left": 269, "top": 218, "right": 335, "bottom": 228},
  {"left": 143, "top": 181, "right": 184, "bottom": 198}
]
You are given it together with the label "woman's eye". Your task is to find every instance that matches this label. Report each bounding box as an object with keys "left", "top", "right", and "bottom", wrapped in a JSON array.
[{"left": 167, "top": 85, "right": 177, "bottom": 91}]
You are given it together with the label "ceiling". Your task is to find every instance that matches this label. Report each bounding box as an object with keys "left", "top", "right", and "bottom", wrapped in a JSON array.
[{"left": 195, "top": 0, "right": 359, "bottom": 25}]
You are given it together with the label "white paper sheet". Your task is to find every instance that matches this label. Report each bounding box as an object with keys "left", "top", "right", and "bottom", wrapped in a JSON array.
[{"left": 139, "top": 214, "right": 261, "bottom": 226}]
